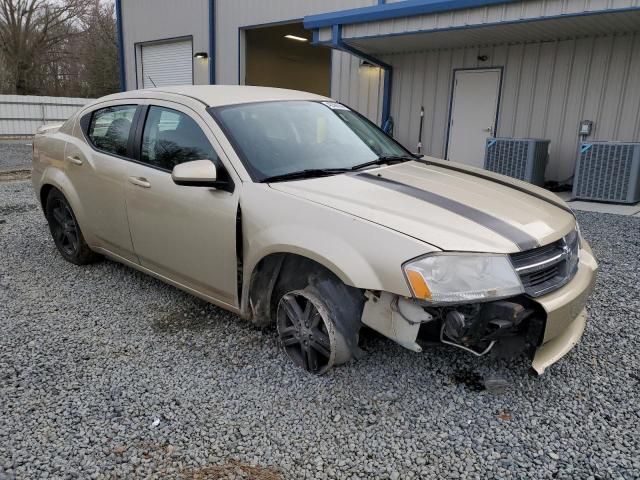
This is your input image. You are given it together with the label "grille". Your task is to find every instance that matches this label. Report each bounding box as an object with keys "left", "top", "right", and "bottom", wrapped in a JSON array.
[
  {"left": 484, "top": 138, "right": 549, "bottom": 186},
  {"left": 573, "top": 142, "right": 640, "bottom": 203},
  {"left": 510, "top": 230, "right": 580, "bottom": 297}
]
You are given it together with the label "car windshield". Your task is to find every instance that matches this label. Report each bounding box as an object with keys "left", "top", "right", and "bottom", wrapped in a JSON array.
[{"left": 211, "top": 100, "right": 411, "bottom": 181}]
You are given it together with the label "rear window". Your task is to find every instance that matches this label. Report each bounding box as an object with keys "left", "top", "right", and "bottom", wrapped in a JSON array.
[{"left": 87, "top": 105, "right": 137, "bottom": 157}]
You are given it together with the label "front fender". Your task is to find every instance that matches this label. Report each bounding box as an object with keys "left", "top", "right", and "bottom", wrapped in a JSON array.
[{"left": 241, "top": 184, "right": 437, "bottom": 299}]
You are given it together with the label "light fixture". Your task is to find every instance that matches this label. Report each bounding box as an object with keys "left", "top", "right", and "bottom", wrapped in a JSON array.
[
  {"left": 359, "top": 59, "right": 377, "bottom": 68},
  {"left": 284, "top": 34, "right": 308, "bottom": 42},
  {"left": 194, "top": 52, "right": 209, "bottom": 59}
]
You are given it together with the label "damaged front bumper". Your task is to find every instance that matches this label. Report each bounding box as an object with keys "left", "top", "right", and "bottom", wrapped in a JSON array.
[{"left": 361, "top": 241, "right": 598, "bottom": 374}]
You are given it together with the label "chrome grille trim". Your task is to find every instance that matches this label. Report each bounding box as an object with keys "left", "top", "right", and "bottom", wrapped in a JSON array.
[{"left": 510, "top": 230, "right": 580, "bottom": 297}]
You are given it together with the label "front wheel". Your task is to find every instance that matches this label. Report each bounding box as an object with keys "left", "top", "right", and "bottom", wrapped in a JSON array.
[{"left": 276, "top": 288, "right": 350, "bottom": 374}]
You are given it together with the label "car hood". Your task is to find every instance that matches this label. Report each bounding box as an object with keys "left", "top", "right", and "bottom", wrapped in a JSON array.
[{"left": 269, "top": 160, "right": 576, "bottom": 253}]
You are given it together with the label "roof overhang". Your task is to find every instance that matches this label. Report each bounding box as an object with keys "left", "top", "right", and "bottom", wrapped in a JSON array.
[
  {"left": 344, "top": 9, "right": 640, "bottom": 56},
  {"left": 304, "top": 0, "right": 520, "bottom": 30}
]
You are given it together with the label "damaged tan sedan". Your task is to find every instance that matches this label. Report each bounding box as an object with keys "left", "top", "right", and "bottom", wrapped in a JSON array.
[{"left": 32, "top": 86, "right": 597, "bottom": 375}]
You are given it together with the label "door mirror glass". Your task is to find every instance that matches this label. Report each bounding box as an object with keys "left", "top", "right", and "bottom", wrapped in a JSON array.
[{"left": 171, "top": 160, "right": 218, "bottom": 187}]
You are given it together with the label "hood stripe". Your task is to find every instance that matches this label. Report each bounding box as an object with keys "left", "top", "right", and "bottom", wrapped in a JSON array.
[
  {"left": 356, "top": 173, "right": 539, "bottom": 251},
  {"left": 417, "top": 159, "right": 575, "bottom": 217}
]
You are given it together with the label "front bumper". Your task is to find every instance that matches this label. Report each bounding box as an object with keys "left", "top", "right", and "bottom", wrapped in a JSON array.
[
  {"left": 361, "top": 241, "right": 598, "bottom": 374},
  {"left": 530, "top": 240, "right": 598, "bottom": 374}
]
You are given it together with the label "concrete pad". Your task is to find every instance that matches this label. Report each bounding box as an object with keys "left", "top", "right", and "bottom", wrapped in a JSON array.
[
  {"left": 566, "top": 200, "right": 640, "bottom": 216},
  {"left": 553, "top": 191, "right": 640, "bottom": 216}
]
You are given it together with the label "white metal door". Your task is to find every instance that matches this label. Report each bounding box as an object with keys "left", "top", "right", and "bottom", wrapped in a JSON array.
[
  {"left": 141, "top": 40, "right": 193, "bottom": 89},
  {"left": 447, "top": 69, "right": 501, "bottom": 168}
]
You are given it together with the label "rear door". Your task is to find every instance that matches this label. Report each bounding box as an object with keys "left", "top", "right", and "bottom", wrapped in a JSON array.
[
  {"left": 65, "top": 103, "right": 139, "bottom": 262},
  {"left": 124, "top": 102, "right": 239, "bottom": 307}
]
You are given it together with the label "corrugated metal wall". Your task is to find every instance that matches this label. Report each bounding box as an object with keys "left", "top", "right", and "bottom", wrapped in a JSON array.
[
  {"left": 0, "top": 95, "right": 92, "bottom": 136},
  {"left": 384, "top": 32, "right": 640, "bottom": 181},
  {"left": 121, "top": 0, "right": 210, "bottom": 89},
  {"left": 331, "top": 52, "right": 385, "bottom": 124}
]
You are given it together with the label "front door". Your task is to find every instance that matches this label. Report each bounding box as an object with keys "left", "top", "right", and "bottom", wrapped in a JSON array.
[
  {"left": 124, "top": 103, "right": 239, "bottom": 307},
  {"left": 447, "top": 69, "right": 501, "bottom": 168}
]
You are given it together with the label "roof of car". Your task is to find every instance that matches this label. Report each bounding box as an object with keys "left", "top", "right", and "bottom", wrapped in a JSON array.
[{"left": 100, "top": 85, "right": 333, "bottom": 107}]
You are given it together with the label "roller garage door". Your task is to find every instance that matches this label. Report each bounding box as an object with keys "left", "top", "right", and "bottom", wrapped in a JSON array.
[{"left": 140, "top": 39, "right": 193, "bottom": 89}]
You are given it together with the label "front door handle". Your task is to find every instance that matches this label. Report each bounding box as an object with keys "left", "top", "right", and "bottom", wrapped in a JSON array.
[
  {"left": 66, "top": 155, "right": 83, "bottom": 166},
  {"left": 128, "top": 176, "right": 151, "bottom": 188}
]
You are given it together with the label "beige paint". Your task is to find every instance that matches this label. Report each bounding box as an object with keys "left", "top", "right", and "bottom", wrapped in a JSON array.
[{"left": 32, "top": 86, "right": 597, "bottom": 374}]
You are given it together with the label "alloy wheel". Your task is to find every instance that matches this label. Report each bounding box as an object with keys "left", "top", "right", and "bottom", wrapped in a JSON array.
[
  {"left": 50, "top": 198, "right": 80, "bottom": 256},
  {"left": 277, "top": 291, "right": 336, "bottom": 374}
]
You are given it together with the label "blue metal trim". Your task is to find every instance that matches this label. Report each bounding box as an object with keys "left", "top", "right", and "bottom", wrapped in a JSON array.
[
  {"left": 115, "top": 0, "right": 126, "bottom": 91},
  {"left": 304, "top": 0, "right": 519, "bottom": 29},
  {"left": 209, "top": 0, "right": 216, "bottom": 84}
]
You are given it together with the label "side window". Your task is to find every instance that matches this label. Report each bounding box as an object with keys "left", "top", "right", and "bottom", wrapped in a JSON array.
[
  {"left": 87, "top": 105, "right": 137, "bottom": 157},
  {"left": 141, "top": 106, "right": 217, "bottom": 171}
]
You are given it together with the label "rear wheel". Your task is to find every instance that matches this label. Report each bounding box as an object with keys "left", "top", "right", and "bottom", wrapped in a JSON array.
[{"left": 45, "top": 189, "right": 100, "bottom": 265}]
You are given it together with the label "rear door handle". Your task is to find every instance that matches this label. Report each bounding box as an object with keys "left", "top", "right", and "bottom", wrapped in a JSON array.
[
  {"left": 66, "top": 155, "right": 83, "bottom": 166},
  {"left": 128, "top": 176, "right": 151, "bottom": 188}
]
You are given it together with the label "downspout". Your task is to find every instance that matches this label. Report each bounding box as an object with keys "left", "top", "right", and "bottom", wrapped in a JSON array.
[
  {"left": 115, "top": 0, "right": 126, "bottom": 92},
  {"left": 328, "top": 25, "right": 393, "bottom": 133},
  {"left": 209, "top": 0, "right": 216, "bottom": 84}
]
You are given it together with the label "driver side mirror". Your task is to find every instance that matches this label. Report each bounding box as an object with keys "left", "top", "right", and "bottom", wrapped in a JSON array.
[{"left": 172, "top": 160, "right": 219, "bottom": 188}]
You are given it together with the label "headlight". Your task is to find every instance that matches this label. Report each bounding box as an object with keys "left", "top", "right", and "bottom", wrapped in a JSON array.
[{"left": 403, "top": 254, "right": 524, "bottom": 304}]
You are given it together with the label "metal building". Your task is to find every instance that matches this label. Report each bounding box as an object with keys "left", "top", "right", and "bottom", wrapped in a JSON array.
[{"left": 118, "top": 0, "right": 640, "bottom": 183}]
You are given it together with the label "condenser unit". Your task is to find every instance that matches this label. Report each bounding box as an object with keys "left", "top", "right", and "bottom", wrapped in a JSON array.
[
  {"left": 484, "top": 137, "right": 549, "bottom": 186},
  {"left": 573, "top": 142, "right": 640, "bottom": 203}
]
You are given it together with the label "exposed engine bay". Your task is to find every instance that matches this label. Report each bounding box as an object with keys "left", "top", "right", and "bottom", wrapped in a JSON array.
[{"left": 362, "top": 291, "right": 545, "bottom": 362}]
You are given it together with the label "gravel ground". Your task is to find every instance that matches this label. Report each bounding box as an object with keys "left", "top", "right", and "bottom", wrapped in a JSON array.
[
  {"left": 1, "top": 179, "right": 639, "bottom": 480},
  {"left": 0, "top": 140, "right": 33, "bottom": 172}
]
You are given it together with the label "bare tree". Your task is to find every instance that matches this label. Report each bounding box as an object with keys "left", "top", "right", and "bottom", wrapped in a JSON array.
[
  {"left": 0, "top": 0, "right": 89, "bottom": 94},
  {"left": 77, "top": 0, "right": 119, "bottom": 97}
]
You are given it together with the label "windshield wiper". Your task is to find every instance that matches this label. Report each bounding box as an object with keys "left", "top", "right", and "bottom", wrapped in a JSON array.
[
  {"left": 261, "top": 168, "right": 349, "bottom": 183},
  {"left": 349, "top": 155, "right": 416, "bottom": 171}
]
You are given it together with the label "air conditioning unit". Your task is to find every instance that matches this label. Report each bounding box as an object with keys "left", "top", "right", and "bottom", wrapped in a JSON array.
[
  {"left": 484, "top": 138, "right": 549, "bottom": 186},
  {"left": 573, "top": 142, "right": 640, "bottom": 203}
]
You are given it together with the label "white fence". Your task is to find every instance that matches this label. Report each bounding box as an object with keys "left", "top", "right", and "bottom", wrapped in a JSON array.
[{"left": 0, "top": 95, "right": 94, "bottom": 137}]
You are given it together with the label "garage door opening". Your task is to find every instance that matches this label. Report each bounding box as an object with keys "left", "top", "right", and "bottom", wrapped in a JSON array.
[{"left": 243, "top": 23, "right": 330, "bottom": 96}]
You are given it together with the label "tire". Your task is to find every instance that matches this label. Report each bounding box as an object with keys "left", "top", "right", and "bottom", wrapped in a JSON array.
[
  {"left": 44, "top": 189, "right": 100, "bottom": 265},
  {"left": 275, "top": 274, "right": 364, "bottom": 375}
]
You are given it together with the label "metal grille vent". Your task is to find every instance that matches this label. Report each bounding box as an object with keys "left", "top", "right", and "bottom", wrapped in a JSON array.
[
  {"left": 484, "top": 138, "right": 549, "bottom": 186},
  {"left": 510, "top": 230, "right": 580, "bottom": 298},
  {"left": 573, "top": 142, "right": 640, "bottom": 204}
]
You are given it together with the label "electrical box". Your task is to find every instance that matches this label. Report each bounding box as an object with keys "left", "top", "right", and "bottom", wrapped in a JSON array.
[{"left": 579, "top": 120, "right": 593, "bottom": 136}]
